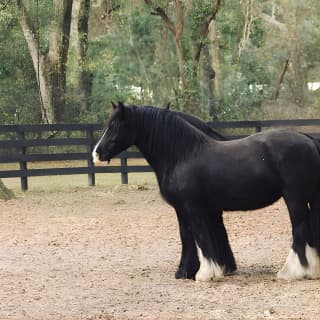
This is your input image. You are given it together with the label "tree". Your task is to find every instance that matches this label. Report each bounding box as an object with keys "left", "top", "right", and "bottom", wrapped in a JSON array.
[
  {"left": 144, "top": 0, "right": 186, "bottom": 88},
  {"left": 144, "top": 0, "right": 221, "bottom": 115},
  {"left": 15, "top": 0, "right": 73, "bottom": 123},
  {"left": 2, "top": 0, "right": 319, "bottom": 123},
  {"left": 0, "top": 179, "right": 14, "bottom": 200},
  {"left": 0, "top": 1, "right": 15, "bottom": 200},
  {"left": 0, "top": 4, "right": 40, "bottom": 124}
]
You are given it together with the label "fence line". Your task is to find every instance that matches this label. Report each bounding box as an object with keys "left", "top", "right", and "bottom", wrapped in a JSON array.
[{"left": 1, "top": 119, "right": 320, "bottom": 191}]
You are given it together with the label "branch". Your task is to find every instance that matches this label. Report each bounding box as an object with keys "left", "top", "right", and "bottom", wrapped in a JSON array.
[
  {"left": 238, "top": 0, "right": 255, "bottom": 62},
  {"left": 107, "top": 4, "right": 120, "bottom": 15},
  {"left": 193, "top": 0, "right": 221, "bottom": 63},
  {"left": 260, "top": 13, "right": 287, "bottom": 31},
  {"left": 150, "top": 6, "right": 176, "bottom": 35}
]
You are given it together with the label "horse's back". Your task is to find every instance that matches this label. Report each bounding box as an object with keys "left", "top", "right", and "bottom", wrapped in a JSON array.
[
  {"left": 218, "top": 129, "right": 320, "bottom": 199},
  {"left": 166, "top": 129, "right": 320, "bottom": 211}
]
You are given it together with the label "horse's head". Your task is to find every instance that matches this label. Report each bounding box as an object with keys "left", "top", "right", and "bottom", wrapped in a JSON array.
[{"left": 92, "top": 102, "right": 136, "bottom": 164}]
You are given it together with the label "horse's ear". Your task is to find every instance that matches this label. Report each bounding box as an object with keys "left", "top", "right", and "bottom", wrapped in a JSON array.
[
  {"left": 111, "top": 101, "right": 117, "bottom": 110},
  {"left": 117, "top": 101, "right": 127, "bottom": 118},
  {"left": 118, "top": 101, "right": 125, "bottom": 111}
]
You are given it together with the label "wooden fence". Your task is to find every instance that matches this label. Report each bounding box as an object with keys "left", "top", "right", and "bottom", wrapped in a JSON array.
[{"left": 1, "top": 119, "right": 320, "bottom": 191}]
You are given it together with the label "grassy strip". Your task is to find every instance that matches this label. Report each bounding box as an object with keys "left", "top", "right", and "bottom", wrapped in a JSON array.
[{"left": 2, "top": 172, "right": 157, "bottom": 194}]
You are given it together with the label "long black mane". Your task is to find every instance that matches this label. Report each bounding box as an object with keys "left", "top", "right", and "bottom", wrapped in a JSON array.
[
  {"left": 171, "top": 111, "right": 227, "bottom": 141},
  {"left": 133, "top": 106, "right": 211, "bottom": 175},
  {"left": 163, "top": 102, "right": 227, "bottom": 141}
]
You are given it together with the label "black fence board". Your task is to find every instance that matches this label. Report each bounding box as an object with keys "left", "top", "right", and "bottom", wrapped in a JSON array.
[
  {"left": 0, "top": 165, "right": 153, "bottom": 178},
  {"left": 0, "top": 138, "right": 91, "bottom": 148},
  {"left": 0, "top": 123, "right": 101, "bottom": 133},
  {"left": 0, "top": 152, "right": 89, "bottom": 163}
]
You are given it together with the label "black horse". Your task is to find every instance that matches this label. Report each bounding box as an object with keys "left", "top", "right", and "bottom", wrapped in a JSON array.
[{"left": 93, "top": 102, "right": 320, "bottom": 281}]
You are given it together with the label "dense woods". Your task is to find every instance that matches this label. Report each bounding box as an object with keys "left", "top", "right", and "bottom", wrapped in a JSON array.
[{"left": 0, "top": 0, "right": 320, "bottom": 125}]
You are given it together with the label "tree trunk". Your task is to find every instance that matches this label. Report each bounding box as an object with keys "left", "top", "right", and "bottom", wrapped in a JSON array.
[
  {"left": 288, "top": 32, "right": 308, "bottom": 106},
  {"left": 203, "top": 45, "right": 217, "bottom": 119},
  {"left": 208, "top": 20, "right": 223, "bottom": 102},
  {"left": 238, "top": 0, "right": 254, "bottom": 62},
  {"left": 0, "top": 179, "right": 14, "bottom": 200},
  {"left": 15, "top": 0, "right": 53, "bottom": 123},
  {"left": 192, "top": 0, "right": 221, "bottom": 68},
  {"left": 272, "top": 59, "right": 289, "bottom": 100},
  {"left": 15, "top": 0, "right": 73, "bottom": 123},
  {"left": 284, "top": 1, "right": 310, "bottom": 107},
  {"left": 75, "top": 0, "right": 92, "bottom": 113}
]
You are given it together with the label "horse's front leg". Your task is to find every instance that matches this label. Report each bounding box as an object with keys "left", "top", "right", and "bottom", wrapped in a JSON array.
[
  {"left": 185, "top": 206, "right": 231, "bottom": 282},
  {"left": 208, "top": 212, "right": 237, "bottom": 275},
  {"left": 175, "top": 209, "right": 200, "bottom": 279}
]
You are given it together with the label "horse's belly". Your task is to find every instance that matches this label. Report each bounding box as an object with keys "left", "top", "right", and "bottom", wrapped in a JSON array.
[
  {"left": 221, "top": 192, "right": 281, "bottom": 211},
  {"left": 216, "top": 181, "right": 281, "bottom": 211}
]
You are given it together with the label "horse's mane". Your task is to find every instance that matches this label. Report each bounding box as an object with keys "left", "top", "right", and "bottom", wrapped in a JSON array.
[
  {"left": 172, "top": 111, "right": 227, "bottom": 141},
  {"left": 163, "top": 103, "right": 227, "bottom": 141},
  {"left": 132, "top": 106, "right": 211, "bottom": 172}
]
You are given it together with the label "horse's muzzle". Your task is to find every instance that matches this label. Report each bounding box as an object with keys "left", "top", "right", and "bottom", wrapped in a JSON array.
[{"left": 92, "top": 151, "right": 110, "bottom": 165}]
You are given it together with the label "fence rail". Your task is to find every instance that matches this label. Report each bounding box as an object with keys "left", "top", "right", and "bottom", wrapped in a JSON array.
[{"left": 1, "top": 119, "right": 320, "bottom": 191}]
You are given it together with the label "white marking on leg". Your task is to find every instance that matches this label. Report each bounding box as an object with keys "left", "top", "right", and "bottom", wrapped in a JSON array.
[
  {"left": 92, "top": 128, "right": 109, "bottom": 164},
  {"left": 304, "top": 245, "right": 320, "bottom": 279},
  {"left": 277, "top": 244, "right": 320, "bottom": 280},
  {"left": 195, "top": 242, "right": 224, "bottom": 282}
]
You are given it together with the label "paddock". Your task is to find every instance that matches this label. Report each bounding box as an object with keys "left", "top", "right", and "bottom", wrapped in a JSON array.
[{"left": 0, "top": 184, "right": 319, "bottom": 319}]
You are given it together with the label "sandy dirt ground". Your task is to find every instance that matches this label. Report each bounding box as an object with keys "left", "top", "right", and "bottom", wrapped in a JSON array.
[{"left": 0, "top": 185, "right": 319, "bottom": 320}]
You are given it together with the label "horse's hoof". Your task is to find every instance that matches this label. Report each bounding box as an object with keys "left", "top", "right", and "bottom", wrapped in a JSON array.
[
  {"left": 224, "top": 269, "right": 237, "bottom": 276},
  {"left": 224, "top": 265, "right": 237, "bottom": 276},
  {"left": 175, "top": 268, "right": 195, "bottom": 280}
]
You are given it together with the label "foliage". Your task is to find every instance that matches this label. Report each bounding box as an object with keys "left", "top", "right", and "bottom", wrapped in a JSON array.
[
  {"left": 0, "top": 8, "right": 40, "bottom": 125},
  {"left": 0, "top": 0, "right": 320, "bottom": 124}
]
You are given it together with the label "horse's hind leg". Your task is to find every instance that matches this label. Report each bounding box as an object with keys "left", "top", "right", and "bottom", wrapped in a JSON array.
[
  {"left": 175, "top": 209, "right": 200, "bottom": 279},
  {"left": 278, "top": 192, "right": 320, "bottom": 280},
  {"left": 307, "top": 195, "right": 320, "bottom": 278}
]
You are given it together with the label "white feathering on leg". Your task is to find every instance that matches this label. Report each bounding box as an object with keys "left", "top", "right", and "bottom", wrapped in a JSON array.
[
  {"left": 277, "top": 244, "right": 320, "bottom": 280},
  {"left": 195, "top": 242, "right": 224, "bottom": 282}
]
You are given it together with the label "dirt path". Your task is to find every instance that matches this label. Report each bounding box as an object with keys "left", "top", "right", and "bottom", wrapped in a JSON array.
[{"left": 0, "top": 186, "right": 319, "bottom": 319}]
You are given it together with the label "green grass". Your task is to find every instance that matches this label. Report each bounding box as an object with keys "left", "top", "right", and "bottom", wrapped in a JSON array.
[
  {"left": 1, "top": 159, "right": 157, "bottom": 194},
  {"left": 2, "top": 172, "right": 157, "bottom": 194}
]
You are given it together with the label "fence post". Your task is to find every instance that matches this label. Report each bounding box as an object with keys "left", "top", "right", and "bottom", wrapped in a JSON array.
[
  {"left": 87, "top": 128, "right": 95, "bottom": 186},
  {"left": 120, "top": 155, "right": 128, "bottom": 184},
  {"left": 18, "top": 130, "right": 28, "bottom": 191}
]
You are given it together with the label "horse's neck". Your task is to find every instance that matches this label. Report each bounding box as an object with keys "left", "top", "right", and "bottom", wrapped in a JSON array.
[{"left": 134, "top": 110, "right": 210, "bottom": 177}]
